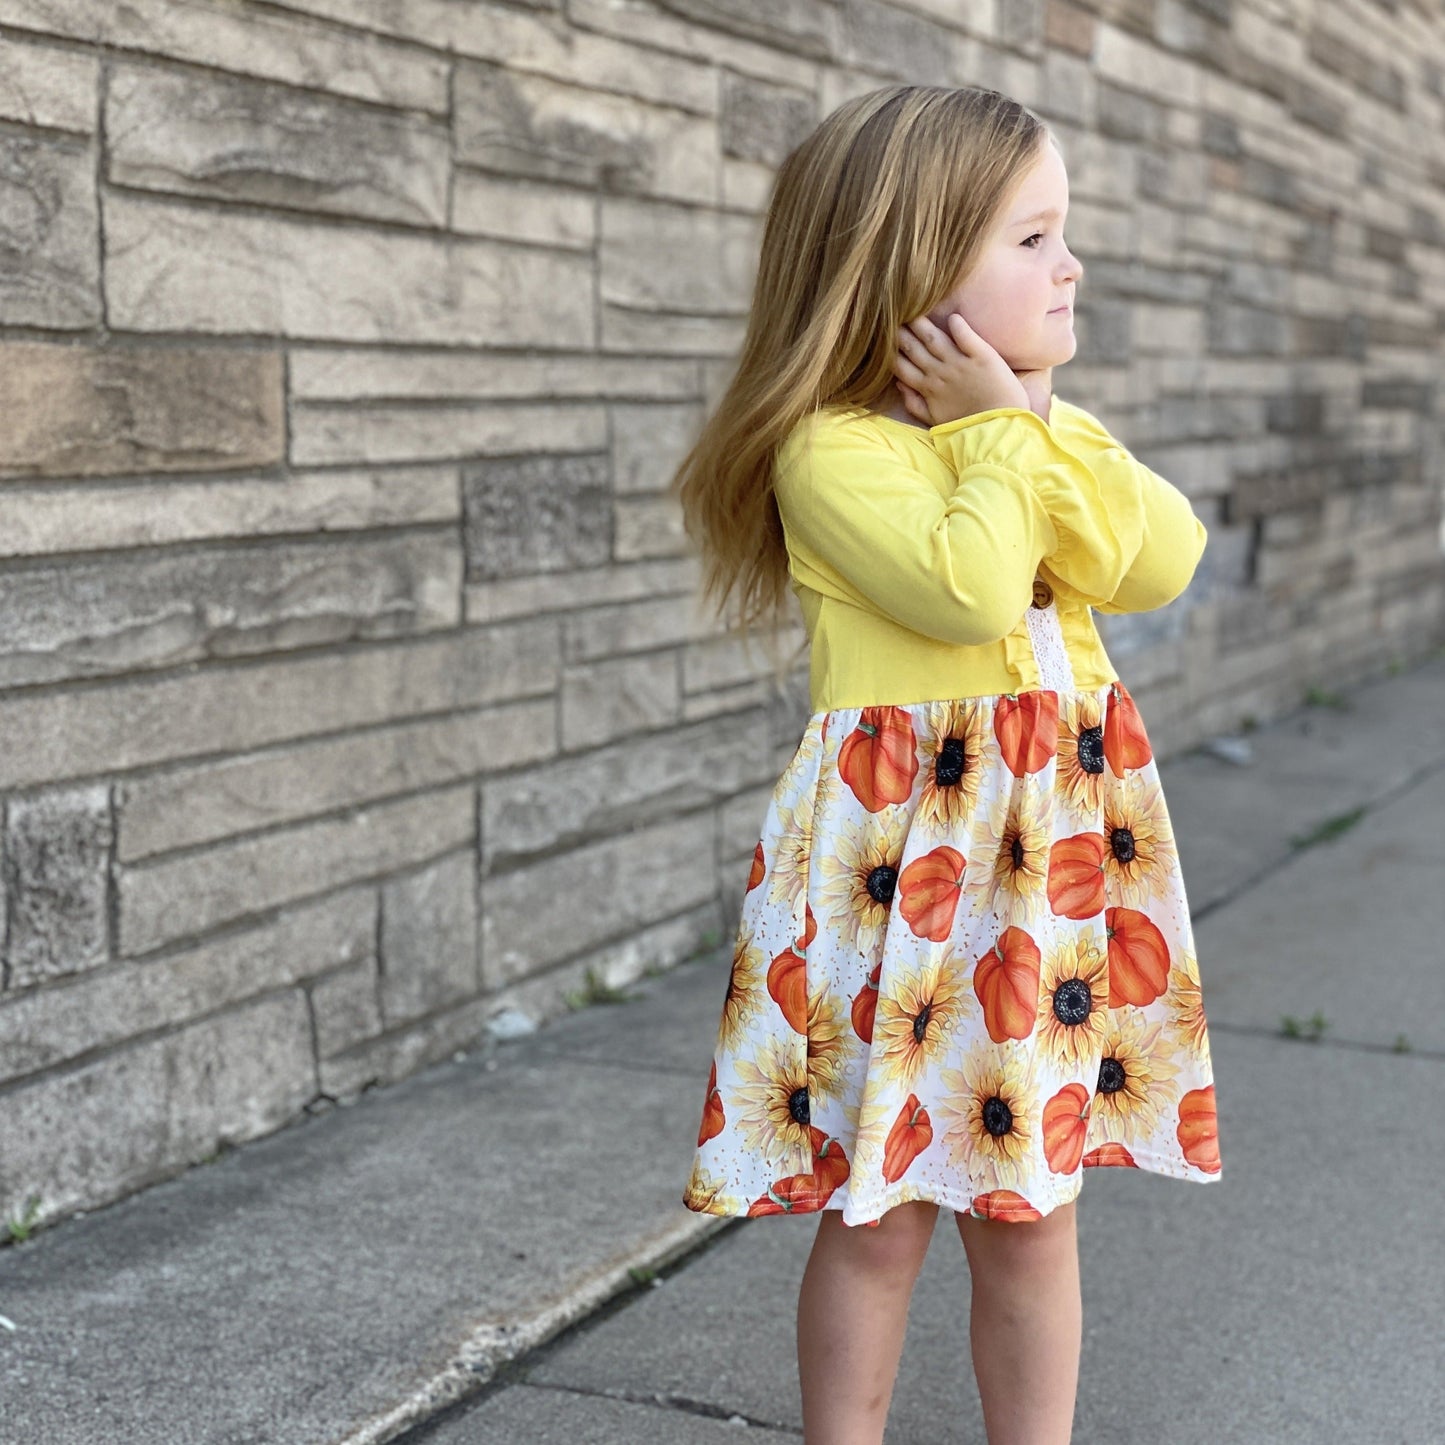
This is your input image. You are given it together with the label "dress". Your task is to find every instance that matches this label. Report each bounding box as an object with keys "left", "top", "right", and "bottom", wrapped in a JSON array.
[{"left": 681, "top": 399, "right": 1223, "bottom": 1227}]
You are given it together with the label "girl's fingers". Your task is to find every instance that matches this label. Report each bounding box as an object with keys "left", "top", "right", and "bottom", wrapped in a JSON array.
[
  {"left": 893, "top": 350, "right": 928, "bottom": 386},
  {"left": 897, "top": 381, "right": 928, "bottom": 420},
  {"left": 945, "top": 312, "right": 977, "bottom": 352},
  {"left": 908, "top": 314, "right": 957, "bottom": 363}
]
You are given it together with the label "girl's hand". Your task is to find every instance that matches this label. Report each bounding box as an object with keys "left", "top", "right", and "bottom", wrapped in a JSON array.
[{"left": 893, "top": 312, "right": 1030, "bottom": 427}]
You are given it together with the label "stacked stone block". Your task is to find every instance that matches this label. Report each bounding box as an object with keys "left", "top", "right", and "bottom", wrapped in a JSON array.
[{"left": 0, "top": 0, "right": 1441, "bottom": 1230}]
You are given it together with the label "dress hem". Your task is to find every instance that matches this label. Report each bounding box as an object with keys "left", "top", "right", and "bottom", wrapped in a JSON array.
[{"left": 684, "top": 1153, "right": 1222, "bottom": 1228}]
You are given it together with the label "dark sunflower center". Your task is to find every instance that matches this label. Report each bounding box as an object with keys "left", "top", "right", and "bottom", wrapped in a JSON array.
[
  {"left": 935, "top": 737, "right": 966, "bottom": 787},
  {"left": 1078, "top": 725, "right": 1105, "bottom": 774},
  {"left": 912, "top": 1002, "right": 932, "bottom": 1043},
  {"left": 1110, "top": 826, "right": 1136, "bottom": 863},
  {"left": 1097, "top": 1057, "right": 1126, "bottom": 1094},
  {"left": 866, "top": 864, "right": 897, "bottom": 903},
  {"left": 982, "top": 1096, "right": 1014, "bottom": 1137},
  {"left": 1009, "top": 835, "right": 1025, "bottom": 871},
  {"left": 788, "top": 1087, "right": 811, "bottom": 1124},
  {"left": 1053, "top": 977, "right": 1093, "bottom": 1026}
]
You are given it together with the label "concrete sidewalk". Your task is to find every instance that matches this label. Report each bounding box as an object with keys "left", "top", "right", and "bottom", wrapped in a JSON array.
[{"left": 2, "top": 649, "right": 1443, "bottom": 1445}]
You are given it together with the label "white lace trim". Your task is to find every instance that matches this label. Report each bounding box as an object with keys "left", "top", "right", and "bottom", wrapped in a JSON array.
[{"left": 1022, "top": 598, "right": 1077, "bottom": 694}]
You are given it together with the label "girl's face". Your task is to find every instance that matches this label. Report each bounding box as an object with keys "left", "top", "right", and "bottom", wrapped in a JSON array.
[{"left": 929, "top": 136, "right": 1083, "bottom": 373}]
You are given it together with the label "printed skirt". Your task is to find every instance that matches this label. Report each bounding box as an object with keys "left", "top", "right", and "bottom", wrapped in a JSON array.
[{"left": 682, "top": 600, "right": 1223, "bottom": 1228}]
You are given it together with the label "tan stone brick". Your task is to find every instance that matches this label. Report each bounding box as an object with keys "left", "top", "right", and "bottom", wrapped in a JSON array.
[
  {"left": 0, "top": 466, "right": 457, "bottom": 559},
  {"left": 454, "top": 62, "right": 717, "bottom": 205},
  {"left": 106, "top": 64, "right": 450, "bottom": 227},
  {"left": 0, "top": 891, "right": 372, "bottom": 1082},
  {"left": 479, "top": 812, "right": 715, "bottom": 986},
  {"left": 290, "top": 400, "right": 607, "bottom": 467},
  {"left": 0, "top": 341, "right": 282, "bottom": 480},
  {"left": 0, "top": 623, "right": 559, "bottom": 790},
  {"left": 116, "top": 699, "right": 554, "bottom": 862},
  {"left": 465, "top": 558, "right": 700, "bottom": 624},
  {"left": 0, "top": 532, "right": 461, "bottom": 688},
  {"left": 452, "top": 172, "right": 596, "bottom": 248},
  {"left": 288, "top": 350, "right": 699, "bottom": 403},
  {"left": 0, "top": 0, "right": 448, "bottom": 112},
  {"left": 601, "top": 196, "right": 760, "bottom": 315},
  {"left": 104, "top": 194, "right": 592, "bottom": 345},
  {"left": 0, "top": 133, "right": 99, "bottom": 328},
  {"left": 117, "top": 783, "right": 475, "bottom": 957},
  {"left": 561, "top": 653, "right": 681, "bottom": 747},
  {"left": 566, "top": 0, "right": 825, "bottom": 89},
  {"left": 0, "top": 35, "right": 98, "bottom": 132},
  {"left": 614, "top": 494, "right": 690, "bottom": 561}
]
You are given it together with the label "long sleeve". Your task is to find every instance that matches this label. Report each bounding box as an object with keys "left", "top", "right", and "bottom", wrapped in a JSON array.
[
  {"left": 773, "top": 406, "right": 1144, "bottom": 647},
  {"left": 1045, "top": 398, "right": 1209, "bottom": 614}
]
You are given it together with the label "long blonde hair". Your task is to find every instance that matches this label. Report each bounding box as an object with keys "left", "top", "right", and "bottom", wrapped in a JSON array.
[{"left": 671, "top": 85, "right": 1049, "bottom": 683}]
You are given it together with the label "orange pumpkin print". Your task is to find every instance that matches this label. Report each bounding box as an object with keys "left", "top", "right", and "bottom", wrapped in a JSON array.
[
  {"left": 797, "top": 900, "right": 817, "bottom": 954},
  {"left": 685, "top": 673, "right": 1221, "bottom": 1231},
  {"left": 838, "top": 706, "right": 918, "bottom": 811},
  {"left": 1177, "top": 1085, "right": 1221, "bottom": 1173},
  {"left": 973, "top": 926, "right": 1043, "bottom": 1042},
  {"left": 969, "top": 1189, "right": 1043, "bottom": 1221},
  {"left": 746, "top": 840, "right": 766, "bottom": 891},
  {"left": 1082, "top": 1142, "right": 1137, "bottom": 1168},
  {"left": 1047, "top": 832, "right": 1107, "bottom": 919},
  {"left": 1104, "top": 681, "right": 1152, "bottom": 774},
  {"left": 851, "top": 961, "right": 881, "bottom": 1043},
  {"left": 747, "top": 1125, "right": 851, "bottom": 1216},
  {"left": 698, "top": 1060, "right": 724, "bottom": 1146},
  {"left": 767, "top": 946, "right": 808, "bottom": 1033},
  {"left": 898, "top": 845, "right": 968, "bottom": 941},
  {"left": 993, "top": 691, "right": 1059, "bottom": 777},
  {"left": 1042, "top": 1082, "right": 1091, "bottom": 1173},
  {"left": 1106, "top": 906, "right": 1171, "bottom": 1008},
  {"left": 882, "top": 1094, "right": 933, "bottom": 1183}
]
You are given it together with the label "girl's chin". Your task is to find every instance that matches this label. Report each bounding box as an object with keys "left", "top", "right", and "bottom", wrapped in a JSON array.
[{"left": 1005, "top": 338, "right": 1077, "bottom": 372}]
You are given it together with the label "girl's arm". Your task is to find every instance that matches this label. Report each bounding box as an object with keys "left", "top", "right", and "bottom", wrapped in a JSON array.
[
  {"left": 774, "top": 408, "right": 1142, "bottom": 647},
  {"left": 1044, "top": 399, "right": 1208, "bottom": 614}
]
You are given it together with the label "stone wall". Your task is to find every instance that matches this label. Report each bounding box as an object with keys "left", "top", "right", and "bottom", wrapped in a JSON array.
[{"left": 1, "top": 0, "right": 1442, "bottom": 1230}]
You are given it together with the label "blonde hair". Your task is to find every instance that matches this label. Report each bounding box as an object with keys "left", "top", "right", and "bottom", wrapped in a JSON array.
[{"left": 671, "top": 85, "right": 1050, "bottom": 685}]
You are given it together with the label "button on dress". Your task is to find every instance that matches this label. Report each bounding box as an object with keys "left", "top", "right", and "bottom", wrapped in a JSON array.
[{"left": 682, "top": 400, "right": 1223, "bottom": 1227}]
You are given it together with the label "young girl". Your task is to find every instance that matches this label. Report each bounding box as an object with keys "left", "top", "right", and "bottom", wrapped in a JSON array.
[{"left": 675, "top": 85, "right": 1222, "bottom": 1445}]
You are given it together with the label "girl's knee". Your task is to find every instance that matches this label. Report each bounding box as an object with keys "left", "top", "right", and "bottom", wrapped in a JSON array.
[
  {"left": 819, "top": 1199, "right": 938, "bottom": 1269},
  {"left": 955, "top": 1199, "right": 1076, "bottom": 1269}
]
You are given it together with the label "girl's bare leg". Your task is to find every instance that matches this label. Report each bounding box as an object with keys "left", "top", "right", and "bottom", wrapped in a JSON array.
[
  {"left": 955, "top": 1200, "right": 1081, "bottom": 1445},
  {"left": 796, "top": 1200, "right": 939, "bottom": 1445}
]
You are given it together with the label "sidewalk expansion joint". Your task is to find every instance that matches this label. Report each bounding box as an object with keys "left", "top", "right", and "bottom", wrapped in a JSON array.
[
  {"left": 1206, "top": 1018, "right": 1444, "bottom": 1063},
  {"left": 1189, "top": 750, "right": 1445, "bottom": 926},
  {"left": 522, "top": 1379, "right": 803, "bottom": 1435}
]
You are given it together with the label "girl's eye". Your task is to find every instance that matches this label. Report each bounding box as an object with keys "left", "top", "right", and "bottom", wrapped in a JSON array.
[{"left": 1022, "top": 232, "right": 1044, "bottom": 249}]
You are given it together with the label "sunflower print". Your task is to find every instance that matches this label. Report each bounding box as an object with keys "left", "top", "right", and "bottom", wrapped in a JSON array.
[
  {"left": 1036, "top": 933, "right": 1110, "bottom": 1067},
  {"left": 683, "top": 1158, "right": 728, "bottom": 1213},
  {"left": 1057, "top": 690, "right": 1107, "bottom": 819},
  {"left": 1164, "top": 947, "right": 1208, "bottom": 1055},
  {"left": 685, "top": 670, "right": 1222, "bottom": 1228},
  {"left": 805, "top": 983, "right": 851, "bottom": 1102},
  {"left": 937, "top": 1042, "right": 1040, "bottom": 1192},
  {"left": 1102, "top": 770, "right": 1178, "bottom": 911},
  {"left": 776, "top": 722, "right": 824, "bottom": 801},
  {"left": 731, "top": 1037, "right": 815, "bottom": 1169},
  {"left": 815, "top": 815, "right": 908, "bottom": 954},
  {"left": 1091, "top": 1012, "right": 1181, "bottom": 1146},
  {"left": 874, "top": 952, "right": 975, "bottom": 1087},
  {"left": 766, "top": 793, "right": 815, "bottom": 911},
  {"left": 719, "top": 924, "right": 766, "bottom": 1051},
  {"left": 912, "top": 698, "right": 993, "bottom": 835},
  {"left": 968, "top": 779, "right": 1051, "bottom": 927}
]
